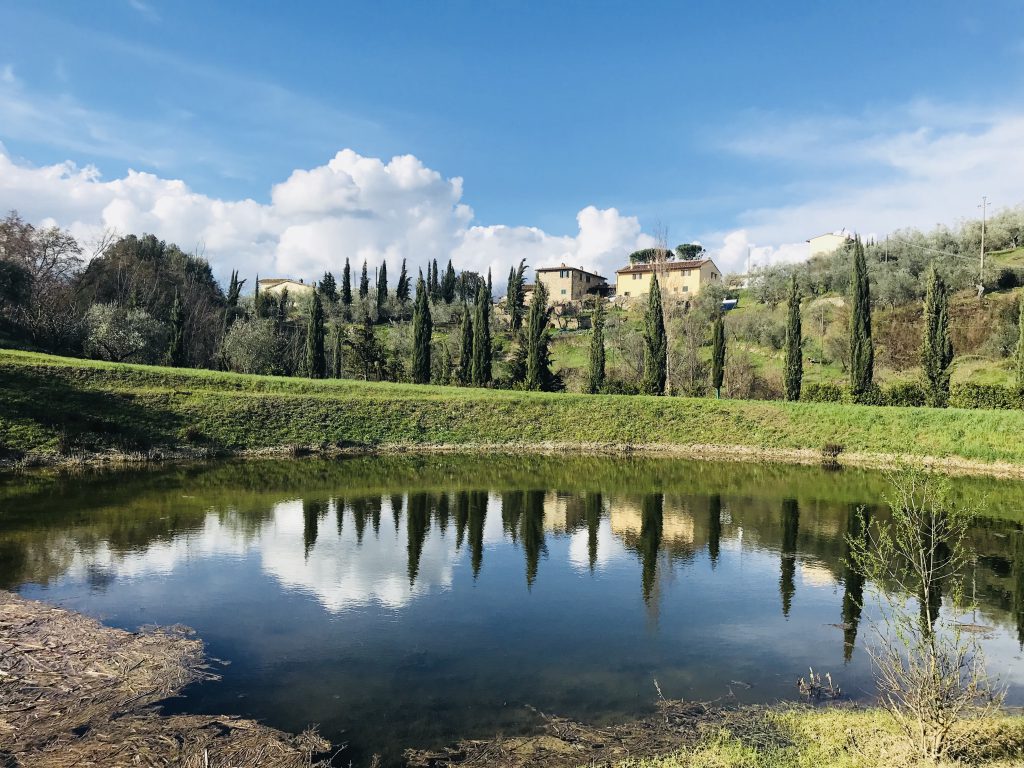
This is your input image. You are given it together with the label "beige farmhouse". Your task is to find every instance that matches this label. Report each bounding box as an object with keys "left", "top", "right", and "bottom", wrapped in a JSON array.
[
  {"left": 614, "top": 258, "right": 722, "bottom": 300},
  {"left": 807, "top": 232, "right": 852, "bottom": 258},
  {"left": 257, "top": 278, "right": 315, "bottom": 298},
  {"left": 533, "top": 265, "right": 608, "bottom": 305}
]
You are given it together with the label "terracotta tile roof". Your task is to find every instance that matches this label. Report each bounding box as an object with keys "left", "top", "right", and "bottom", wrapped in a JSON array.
[
  {"left": 615, "top": 259, "right": 712, "bottom": 275},
  {"left": 535, "top": 265, "right": 607, "bottom": 281}
]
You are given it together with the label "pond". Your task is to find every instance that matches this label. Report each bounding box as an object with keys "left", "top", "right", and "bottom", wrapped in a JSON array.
[{"left": 2, "top": 455, "right": 1023, "bottom": 765}]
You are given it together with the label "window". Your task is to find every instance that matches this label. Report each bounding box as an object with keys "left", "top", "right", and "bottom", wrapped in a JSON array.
[
  {"left": 561, "top": 289, "right": 567, "bottom": 295},
  {"left": 683, "top": 269, "right": 691, "bottom": 277},
  {"left": 559, "top": 269, "right": 569, "bottom": 278},
  {"left": 633, "top": 273, "right": 640, "bottom": 280},
  {"left": 585, "top": 274, "right": 591, "bottom": 283},
  {"left": 682, "top": 285, "right": 689, "bottom": 292}
]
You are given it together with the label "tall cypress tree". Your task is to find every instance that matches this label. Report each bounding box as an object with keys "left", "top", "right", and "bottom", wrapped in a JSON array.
[
  {"left": 784, "top": 274, "right": 803, "bottom": 401},
  {"left": 429, "top": 259, "right": 440, "bottom": 299},
  {"left": 341, "top": 258, "right": 352, "bottom": 306},
  {"left": 642, "top": 274, "right": 667, "bottom": 395},
  {"left": 359, "top": 260, "right": 369, "bottom": 299},
  {"left": 1016, "top": 296, "right": 1024, "bottom": 391},
  {"left": 471, "top": 282, "right": 492, "bottom": 386},
  {"left": 921, "top": 262, "right": 953, "bottom": 407},
  {"left": 849, "top": 237, "right": 874, "bottom": 400},
  {"left": 587, "top": 298, "right": 606, "bottom": 394},
  {"left": 412, "top": 273, "right": 432, "bottom": 384},
  {"left": 442, "top": 260, "right": 457, "bottom": 303},
  {"left": 506, "top": 259, "right": 527, "bottom": 332},
  {"left": 377, "top": 260, "right": 388, "bottom": 309},
  {"left": 168, "top": 289, "right": 186, "bottom": 367},
  {"left": 458, "top": 307, "right": 473, "bottom": 386},
  {"left": 396, "top": 258, "right": 410, "bottom": 304},
  {"left": 525, "top": 282, "right": 554, "bottom": 391},
  {"left": 222, "top": 270, "right": 244, "bottom": 335},
  {"left": 305, "top": 289, "right": 326, "bottom": 379},
  {"left": 276, "top": 288, "right": 289, "bottom": 332},
  {"left": 320, "top": 271, "right": 338, "bottom": 303},
  {"left": 711, "top": 315, "right": 725, "bottom": 398},
  {"left": 331, "top": 324, "right": 344, "bottom": 378}
]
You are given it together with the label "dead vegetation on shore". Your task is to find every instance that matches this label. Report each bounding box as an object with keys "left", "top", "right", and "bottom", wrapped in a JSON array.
[{"left": 0, "top": 591, "right": 329, "bottom": 767}]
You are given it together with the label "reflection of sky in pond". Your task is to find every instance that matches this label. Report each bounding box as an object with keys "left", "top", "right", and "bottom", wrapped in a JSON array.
[{"left": 5, "top": 463, "right": 1024, "bottom": 767}]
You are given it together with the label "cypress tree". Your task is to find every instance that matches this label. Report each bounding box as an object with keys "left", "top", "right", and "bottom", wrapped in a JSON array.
[
  {"left": 305, "top": 289, "right": 326, "bottom": 379},
  {"left": 711, "top": 315, "right": 725, "bottom": 398},
  {"left": 471, "top": 282, "right": 492, "bottom": 386},
  {"left": 458, "top": 307, "right": 473, "bottom": 385},
  {"left": 341, "top": 258, "right": 352, "bottom": 305},
  {"left": 525, "top": 282, "right": 553, "bottom": 390},
  {"left": 396, "top": 258, "right": 410, "bottom": 303},
  {"left": 377, "top": 260, "right": 388, "bottom": 309},
  {"left": 1016, "top": 296, "right": 1024, "bottom": 390},
  {"left": 784, "top": 274, "right": 803, "bottom": 401},
  {"left": 331, "top": 324, "right": 344, "bottom": 378},
  {"left": 168, "top": 289, "right": 186, "bottom": 367},
  {"left": 849, "top": 236, "right": 874, "bottom": 399},
  {"left": 641, "top": 274, "right": 667, "bottom": 395},
  {"left": 921, "top": 262, "right": 953, "bottom": 407},
  {"left": 412, "top": 272, "right": 432, "bottom": 384},
  {"left": 587, "top": 298, "right": 606, "bottom": 394},
  {"left": 320, "top": 271, "right": 338, "bottom": 303},
  {"left": 359, "top": 261, "right": 369, "bottom": 299},
  {"left": 506, "top": 258, "right": 527, "bottom": 332},
  {"left": 442, "top": 260, "right": 457, "bottom": 303},
  {"left": 223, "top": 270, "right": 244, "bottom": 334},
  {"left": 429, "top": 259, "right": 439, "bottom": 299},
  {"left": 276, "top": 287, "right": 289, "bottom": 331}
]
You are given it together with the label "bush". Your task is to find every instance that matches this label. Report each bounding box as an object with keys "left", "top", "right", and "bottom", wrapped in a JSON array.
[
  {"left": 884, "top": 381, "right": 929, "bottom": 407},
  {"left": 949, "top": 383, "right": 1024, "bottom": 410},
  {"left": 801, "top": 382, "right": 847, "bottom": 403}
]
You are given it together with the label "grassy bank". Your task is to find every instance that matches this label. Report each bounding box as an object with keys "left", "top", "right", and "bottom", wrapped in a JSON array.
[{"left": 5, "top": 348, "right": 1024, "bottom": 472}]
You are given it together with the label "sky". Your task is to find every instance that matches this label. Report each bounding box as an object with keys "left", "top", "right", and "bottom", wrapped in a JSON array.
[{"left": 2, "top": 0, "right": 1023, "bottom": 287}]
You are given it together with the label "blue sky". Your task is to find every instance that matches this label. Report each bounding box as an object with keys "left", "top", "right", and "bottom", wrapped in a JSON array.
[{"left": 2, "top": 0, "right": 1023, "bottom": 281}]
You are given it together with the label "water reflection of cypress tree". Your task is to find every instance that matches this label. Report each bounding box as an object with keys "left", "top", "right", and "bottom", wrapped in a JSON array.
[
  {"left": 406, "top": 492, "right": 430, "bottom": 584},
  {"left": 368, "top": 495, "right": 382, "bottom": 536},
  {"left": 1013, "top": 531, "right": 1024, "bottom": 648},
  {"left": 436, "top": 493, "right": 450, "bottom": 534},
  {"left": 780, "top": 499, "right": 799, "bottom": 617},
  {"left": 334, "top": 497, "right": 344, "bottom": 537},
  {"left": 352, "top": 498, "right": 368, "bottom": 544},
  {"left": 919, "top": 513, "right": 949, "bottom": 634},
  {"left": 468, "top": 491, "right": 487, "bottom": 578},
  {"left": 390, "top": 494, "right": 404, "bottom": 531},
  {"left": 584, "top": 493, "right": 602, "bottom": 572},
  {"left": 522, "top": 490, "right": 546, "bottom": 587},
  {"left": 840, "top": 505, "right": 867, "bottom": 661},
  {"left": 639, "top": 494, "right": 664, "bottom": 603},
  {"left": 707, "top": 495, "right": 722, "bottom": 567},
  {"left": 455, "top": 491, "right": 469, "bottom": 550},
  {"left": 302, "top": 499, "right": 328, "bottom": 559},
  {"left": 501, "top": 491, "right": 524, "bottom": 542}
]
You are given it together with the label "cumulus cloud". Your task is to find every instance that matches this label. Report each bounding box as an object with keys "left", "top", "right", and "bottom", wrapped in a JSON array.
[{"left": 0, "top": 146, "right": 650, "bottom": 289}]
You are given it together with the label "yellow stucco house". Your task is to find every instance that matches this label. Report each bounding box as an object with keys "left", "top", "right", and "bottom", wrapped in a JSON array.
[
  {"left": 533, "top": 265, "right": 608, "bottom": 305},
  {"left": 614, "top": 258, "right": 722, "bottom": 300}
]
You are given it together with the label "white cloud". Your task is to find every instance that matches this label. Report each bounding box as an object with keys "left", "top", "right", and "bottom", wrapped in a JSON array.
[
  {"left": 0, "top": 146, "right": 651, "bottom": 288},
  {"left": 701, "top": 105, "right": 1024, "bottom": 274}
]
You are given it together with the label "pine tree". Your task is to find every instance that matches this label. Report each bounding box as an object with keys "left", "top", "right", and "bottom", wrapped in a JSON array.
[
  {"left": 412, "top": 272, "right": 432, "bottom": 384},
  {"left": 849, "top": 236, "right": 874, "bottom": 400},
  {"left": 331, "top": 324, "right": 344, "bottom": 378},
  {"left": 396, "top": 258, "right": 410, "bottom": 304},
  {"left": 587, "top": 298, "right": 606, "bottom": 394},
  {"left": 376, "top": 260, "right": 388, "bottom": 309},
  {"left": 320, "top": 271, "right": 338, "bottom": 303},
  {"left": 168, "top": 289, "right": 186, "bottom": 367},
  {"left": 784, "top": 274, "right": 803, "bottom": 401},
  {"left": 442, "top": 260, "right": 457, "bottom": 303},
  {"left": 921, "top": 262, "right": 953, "bottom": 407},
  {"left": 471, "top": 282, "right": 492, "bottom": 386},
  {"left": 359, "top": 261, "right": 369, "bottom": 299},
  {"left": 305, "top": 289, "right": 326, "bottom": 379},
  {"left": 506, "top": 258, "right": 527, "bottom": 332},
  {"left": 641, "top": 274, "right": 667, "bottom": 395},
  {"left": 458, "top": 307, "right": 473, "bottom": 385},
  {"left": 525, "top": 282, "right": 554, "bottom": 390},
  {"left": 711, "top": 315, "right": 725, "bottom": 398},
  {"left": 341, "top": 258, "right": 352, "bottom": 305}
]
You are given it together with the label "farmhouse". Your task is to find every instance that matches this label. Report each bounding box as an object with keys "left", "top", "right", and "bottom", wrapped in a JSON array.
[
  {"left": 807, "top": 231, "right": 853, "bottom": 258},
  {"left": 533, "top": 265, "right": 608, "bottom": 305},
  {"left": 614, "top": 258, "right": 722, "bottom": 299},
  {"left": 257, "top": 278, "right": 315, "bottom": 298}
]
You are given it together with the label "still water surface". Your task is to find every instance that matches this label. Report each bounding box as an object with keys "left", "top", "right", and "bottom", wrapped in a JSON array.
[{"left": 2, "top": 455, "right": 1023, "bottom": 765}]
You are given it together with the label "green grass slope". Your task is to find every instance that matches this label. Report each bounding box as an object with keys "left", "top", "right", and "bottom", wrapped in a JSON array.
[{"left": 3, "top": 349, "right": 1024, "bottom": 468}]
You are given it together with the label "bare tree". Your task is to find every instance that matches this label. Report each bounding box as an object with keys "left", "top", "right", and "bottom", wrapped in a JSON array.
[{"left": 847, "top": 469, "right": 1004, "bottom": 762}]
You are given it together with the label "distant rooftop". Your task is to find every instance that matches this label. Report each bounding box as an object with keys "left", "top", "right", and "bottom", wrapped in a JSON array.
[
  {"left": 616, "top": 258, "right": 714, "bottom": 274},
  {"left": 535, "top": 264, "right": 607, "bottom": 280}
]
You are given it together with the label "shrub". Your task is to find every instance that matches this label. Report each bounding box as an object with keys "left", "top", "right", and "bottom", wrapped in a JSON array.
[
  {"left": 949, "top": 383, "right": 1024, "bottom": 410},
  {"left": 884, "top": 381, "right": 929, "bottom": 407},
  {"left": 801, "top": 382, "right": 847, "bottom": 403}
]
